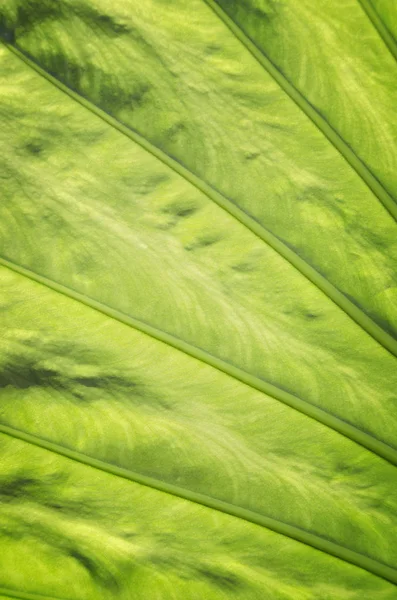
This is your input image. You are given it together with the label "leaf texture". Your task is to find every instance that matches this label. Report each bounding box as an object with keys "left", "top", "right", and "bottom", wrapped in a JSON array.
[{"left": 0, "top": 0, "right": 397, "bottom": 598}]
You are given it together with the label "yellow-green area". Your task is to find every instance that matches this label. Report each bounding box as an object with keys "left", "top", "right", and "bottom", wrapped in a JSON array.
[
  {"left": 1, "top": 0, "right": 397, "bottom": 339},
  {"left": 362, "top": 0, "right": 397, "bottom": 49},
  {"left": 2, "top": 433, "right": 397, "bottom": 600},
  {"left": 0, "top": 0, "right": 396, "bottom": 598},
  {"left": 214, "top": 0, "right": 397, "bottom": 199}
]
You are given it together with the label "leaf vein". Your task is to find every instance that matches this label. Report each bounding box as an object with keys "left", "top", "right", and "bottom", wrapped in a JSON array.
[
  {"left": 357, "top": 0, "right": 397, "bottom": 61},
  {"left": 0, "top": 587, "right": 69, "bottom": 600},
  {"left": 202, "top": 0, "right": 397, "bottom": 219},
  {"left": 1, "top": 256, "right": 397, "bottom": 468},
  {"left": 1, "top": 425, "right": 397, "bottom": 587},
  {"left": 1, "top": 41, "right": 397, "bottom": 358}
]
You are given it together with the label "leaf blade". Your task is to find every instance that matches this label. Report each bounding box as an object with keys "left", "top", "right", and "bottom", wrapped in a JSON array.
[
  {"left": 1, "top": 1, "right": 397, "bottom": 597},
  {"left": 2, "top": 0, "right": 397, "bottom": 340},
  {"left": 2, "top": 265, "right": 397, "bottom": 588}
]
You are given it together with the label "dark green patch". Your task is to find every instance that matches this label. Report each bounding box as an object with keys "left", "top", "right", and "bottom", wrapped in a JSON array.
[
  {"left": 176, "top": 207, "right": 197, "bottom": 218},
  {"left": 185, "top": 235, "right": 222, "bottom": 251},
  {"left": 44, "top": 502, "right": 65, "bottom": 512},
  {"left": 72, "top": 376, "right": 103, "bottom": 388},
  {"left": 244, "top": 150, "right": 261, "bottom": 160},
  {"left": 0, "top": 25, "right": 15, "bottom": 43},
  {"left": 0, "top": 476, "right": 38, "bottom": 500},
  {"left": 231, "top": 262, "right": 256, "bottom": 272},
  {"left": 0, "top": 360, "right": 63, "bottom": 390},
  {"left": 24, "top": 140, "right": 44, "bottom": 155},
  {"left": 0, "top": 346, "right": 150, "bottom": 404},
  {"left": 206, "top": 44, "right": 222, "bottom": 55},
  {"left": 37, "top": 51, "right": 131, "bottom": 114},
  {"left": 196, "top": 566, "right": 243, "bottom": 590},
  {"left": 167, "top": 122, "right": 186, "bottom": 141},
  {"left": 162, "top": 203, "right": 199, "bottom": 218},
  {"left": 15, "top": 1, "right": 61, "bottom": 32},
  {"left": 68, "top": 548, "right": 121, "bottom": 590},
  {"left": 129, "top": 83, "right": 151, "bottom": 108},
  {"left": 97, "top": 13, "right": 129, "bottom": 35},
  {"left": 305, "top": 312, "right": 320, "bottom": 320},
  {"left": 69, "top": 549, "right": 100, "bottom": 579}
]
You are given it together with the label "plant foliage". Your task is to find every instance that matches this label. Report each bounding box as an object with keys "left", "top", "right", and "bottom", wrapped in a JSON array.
[{"left": 0, "top": 0, "right": 397, "bottom": 598}]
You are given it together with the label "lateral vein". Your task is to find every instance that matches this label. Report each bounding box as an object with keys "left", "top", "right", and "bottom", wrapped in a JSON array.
[
  {"left": 202, "top": 0, "right": 397, "bottom": 220},
  {"left": 357, "top": 0, "right": 397, "bottom": 62},
  {"left": 1, "top": 41, "right": 397, "bottom": 359},
  {"left": 1, "top": 424, "right": 397, "bottom": 587},
  {"left": 1, "top": 256, "right": 397, "bottom": 469},
  {"left": 0, "top": 587, "right": 69, "bottom": 600}
]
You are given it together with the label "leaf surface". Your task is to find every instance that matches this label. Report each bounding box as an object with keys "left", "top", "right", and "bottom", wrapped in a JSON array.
[{"left": 0, "top": 0, "right": 397, "bottom": 598}]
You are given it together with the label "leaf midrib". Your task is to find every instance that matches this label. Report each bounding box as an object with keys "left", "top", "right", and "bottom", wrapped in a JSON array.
[
  {"left": 202, "top": 0, "right": 397, "bottom": 220},
  {"left": 2, "top": 256, "right": 397, "bottom": 470},
  {"left": 1, "top": 424, "right": 397, "bottom": 587},
  {"left": 1, "top": 40, "right": 397, "bottom": 360}
]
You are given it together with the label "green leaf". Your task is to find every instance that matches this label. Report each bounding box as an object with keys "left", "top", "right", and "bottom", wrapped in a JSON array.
[{"left": 0, "top": 1, "right": 396, "bottom": 598}]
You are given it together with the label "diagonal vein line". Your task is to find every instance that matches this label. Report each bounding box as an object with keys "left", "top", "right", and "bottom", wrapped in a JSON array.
[
  {"left": 202, "top": 0, "right": 397, "bottom": 221},
  {"left": 0, "top": 588, "right": 69, "bottom": 600},
  {"left": 2, "top": 41, "right": 397, "bottom": 359},
  {"left": 1, "top": 424, "right": 397, "bottom": 587},
  {"left": 1, "top": 256, "right": 397, "bottom": 469},
  {"left": 357, "top": 0, "right": 397, "bottom": 62}
]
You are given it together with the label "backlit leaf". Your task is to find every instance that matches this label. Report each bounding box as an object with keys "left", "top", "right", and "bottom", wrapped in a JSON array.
[{"left": 0, "top": 1, "right": 396, "bottom": 598}]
